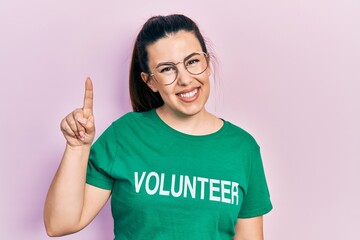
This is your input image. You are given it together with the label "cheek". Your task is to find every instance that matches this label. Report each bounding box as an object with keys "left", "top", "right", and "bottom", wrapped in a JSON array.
[
  {"left": 157, "top": 86, "right": 176, "bottom": 98},
  {"left": 206, "top": 66, "right": 211, "bottom": 77},
  {"left": 198, "top": 72, "right": 211, "bottom": 85},
  {"left": 201, "top": 67, "right": 211, "bottom": 80}
]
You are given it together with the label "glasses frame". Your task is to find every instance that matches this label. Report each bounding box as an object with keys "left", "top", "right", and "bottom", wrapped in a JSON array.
[{"left": 148, "top": 52, "right": 209, "bottom": 86}]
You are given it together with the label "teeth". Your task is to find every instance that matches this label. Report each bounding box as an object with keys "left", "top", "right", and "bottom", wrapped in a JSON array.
[{"left": 179, "top": 88, "right": 198, "bottom": 98}]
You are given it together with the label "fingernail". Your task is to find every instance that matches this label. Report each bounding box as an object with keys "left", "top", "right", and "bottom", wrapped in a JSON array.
[
  {"left": 79, "top": 131, "right": 85, "bottom": 138},
  {"left": 78, "top": 133, "right": 85, "bottom": 141}
]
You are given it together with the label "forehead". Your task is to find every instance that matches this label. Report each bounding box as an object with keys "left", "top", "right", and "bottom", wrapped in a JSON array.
[{"left": 146, "top": 31, "right": 203, "bottom": 66}]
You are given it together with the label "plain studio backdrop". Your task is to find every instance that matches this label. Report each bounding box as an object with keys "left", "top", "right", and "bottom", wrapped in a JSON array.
[{"left": 0, "top": 0, "right": 359, "bottom": 239}]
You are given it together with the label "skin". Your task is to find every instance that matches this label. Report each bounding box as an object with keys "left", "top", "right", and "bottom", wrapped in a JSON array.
[
  {"left": 234, "top": 216, "right": 264, "bottom": 240},
  {"left": 141, "top": 30, "right": 223, "bottom": 135},
  {"left": 44, "top": 31, "right": 264, "bottom": 239}
]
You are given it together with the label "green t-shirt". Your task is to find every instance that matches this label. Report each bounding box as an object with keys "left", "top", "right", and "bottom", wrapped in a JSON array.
[{"left": 86, "top": 109, "right": 272, "bottom": 240}]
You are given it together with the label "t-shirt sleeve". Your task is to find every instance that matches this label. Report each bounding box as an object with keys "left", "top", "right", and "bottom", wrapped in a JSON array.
[
  {"left": 238, "top": 145, "right": 273, "bottom": 218},
  {"left": 86, "top": 123, "right": 117, "bottom": 190}
]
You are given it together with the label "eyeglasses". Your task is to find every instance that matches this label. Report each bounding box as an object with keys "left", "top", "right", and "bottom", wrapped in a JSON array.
[{"left": 148, "top": 52, "right": 209, "bottom": 86}]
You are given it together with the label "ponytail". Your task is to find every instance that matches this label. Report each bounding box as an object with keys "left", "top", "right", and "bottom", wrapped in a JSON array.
[{"left": 129, "top": 41, "right": 163, "bottom": 112}]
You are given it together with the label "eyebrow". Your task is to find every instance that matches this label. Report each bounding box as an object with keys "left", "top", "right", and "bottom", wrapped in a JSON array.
[{"left": 155, "top": 52, "right": 201, "bottom": 68}]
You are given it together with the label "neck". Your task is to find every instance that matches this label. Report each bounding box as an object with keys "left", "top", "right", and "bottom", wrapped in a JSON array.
[{"left": 156, "top": 107, "right": 223, "bottom": 136}]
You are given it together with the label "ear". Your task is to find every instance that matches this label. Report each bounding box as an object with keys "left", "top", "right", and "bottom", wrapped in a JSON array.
[{"left": 141, "top": 72, "right": 159, "bottom": 92}]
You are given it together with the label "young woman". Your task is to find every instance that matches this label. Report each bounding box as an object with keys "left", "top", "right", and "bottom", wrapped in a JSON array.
[{"left": 44, "top": 14, "right": 272, "bottom": 239}]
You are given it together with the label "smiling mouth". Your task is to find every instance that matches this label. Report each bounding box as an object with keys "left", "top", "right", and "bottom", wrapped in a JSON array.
[{"left": 177, "top": 87, "right": 199, "bottom": 98}]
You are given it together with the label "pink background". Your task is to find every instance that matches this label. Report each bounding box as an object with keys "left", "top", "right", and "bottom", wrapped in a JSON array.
[{"left": 1, "top": 0, "right": 359, "bottom": 239}]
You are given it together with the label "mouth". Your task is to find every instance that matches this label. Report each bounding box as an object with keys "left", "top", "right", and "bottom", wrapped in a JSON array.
[{"left": 176, "top": 87, "right": 200, "bottom": 102}]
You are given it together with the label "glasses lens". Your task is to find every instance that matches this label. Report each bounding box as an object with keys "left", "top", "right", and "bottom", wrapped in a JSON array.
[
  {"left": 185, "top": 53, "right": 208, "bottom": 75},
  {"left": 154, "top": 64, "right": 177, "bottom": 85}
]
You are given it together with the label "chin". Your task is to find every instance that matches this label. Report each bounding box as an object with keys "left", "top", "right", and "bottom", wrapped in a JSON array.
[{"left": 177, "top": 104, "right": 207, "bottom": 117}]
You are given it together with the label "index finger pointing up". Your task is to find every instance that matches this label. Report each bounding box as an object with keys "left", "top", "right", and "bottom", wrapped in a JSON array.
[{"left": 83, "top": 77, "right": 93, "bottom": 117}]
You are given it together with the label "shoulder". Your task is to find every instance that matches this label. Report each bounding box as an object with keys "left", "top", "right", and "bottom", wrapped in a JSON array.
[
  {"left": 94, "top": 111, "right": 156, "bottom": 144},
  {"left": 109, "top": 110, "right": 159, "bottom": 137},
  {"left": 112, "top": 110, "right": 154, "bottom": 126},
  {"left": 222, "top": 120, "right": 260, "bottom": 151}
]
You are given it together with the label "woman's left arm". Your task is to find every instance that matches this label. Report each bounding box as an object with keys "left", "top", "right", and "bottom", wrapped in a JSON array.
[{"left": 233, "top": 216, "right": 264, "bottom": 240}]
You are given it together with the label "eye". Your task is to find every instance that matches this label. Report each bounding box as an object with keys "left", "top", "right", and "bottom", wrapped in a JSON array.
[
  {"left": 186, "top": 58, "right": 200, "bottom": 66},
  {"left": 158, "top": 65, "right": 176, "bottom": 73}
]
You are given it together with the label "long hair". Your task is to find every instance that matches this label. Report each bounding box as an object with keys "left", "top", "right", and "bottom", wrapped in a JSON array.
[{"left": 129, "top": 14, "right": 208, "bottom": 112}]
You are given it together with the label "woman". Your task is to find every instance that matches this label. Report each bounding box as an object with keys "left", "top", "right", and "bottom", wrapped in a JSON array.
[{"left": 44, "top": 14, "right": 272, "bottom": 239}]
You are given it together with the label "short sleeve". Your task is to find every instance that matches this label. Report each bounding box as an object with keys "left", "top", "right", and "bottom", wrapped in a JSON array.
[
  {"left": 86, "top": 124, "right": 117, "bottom": 190},
  {"left": 238, "top": 146, "right": 273, "bottom": 218}
]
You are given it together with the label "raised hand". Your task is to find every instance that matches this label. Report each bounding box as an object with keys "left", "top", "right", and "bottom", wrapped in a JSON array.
[{"left": 60, "top": 77, "right": 96, "bottom": 147}]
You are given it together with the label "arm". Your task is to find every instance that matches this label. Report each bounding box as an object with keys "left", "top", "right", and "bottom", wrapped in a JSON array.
[
  {"left": 44, "top": 146, "right": 111, "bottom": 236},
  {"left": 44, "top": 78, "right": 110, "bottom": 236},
  {"left": 233, "top": 216, "right": 264, "bottom": 240}
]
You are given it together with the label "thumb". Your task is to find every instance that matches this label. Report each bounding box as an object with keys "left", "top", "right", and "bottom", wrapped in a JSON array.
[{"left": 77, "top": 115, "right": 95, "bottom": 135}]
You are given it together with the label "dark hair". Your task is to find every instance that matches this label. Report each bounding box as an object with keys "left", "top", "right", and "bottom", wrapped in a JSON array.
[{"left": 129, "top": 14, "right": 208, "bottom": 112}]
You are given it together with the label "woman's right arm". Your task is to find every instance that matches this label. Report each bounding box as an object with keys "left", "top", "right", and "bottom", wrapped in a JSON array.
[{"left": 44, "top": 78, "right": 111, "bottom": 237}]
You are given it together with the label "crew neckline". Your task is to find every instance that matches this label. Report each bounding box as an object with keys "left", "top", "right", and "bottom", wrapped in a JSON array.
[{"left": 149, "top": 108, "right": 229, "bottom": 140}]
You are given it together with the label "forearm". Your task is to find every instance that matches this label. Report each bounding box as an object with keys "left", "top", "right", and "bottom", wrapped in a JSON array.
[{"left": 44, "top": 144, "right": 91, "bottom": 236}]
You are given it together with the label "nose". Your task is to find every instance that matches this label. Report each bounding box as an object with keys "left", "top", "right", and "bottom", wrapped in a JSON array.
[{"left": 175, "top": 63, "right": 193, "bottom": 86}]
